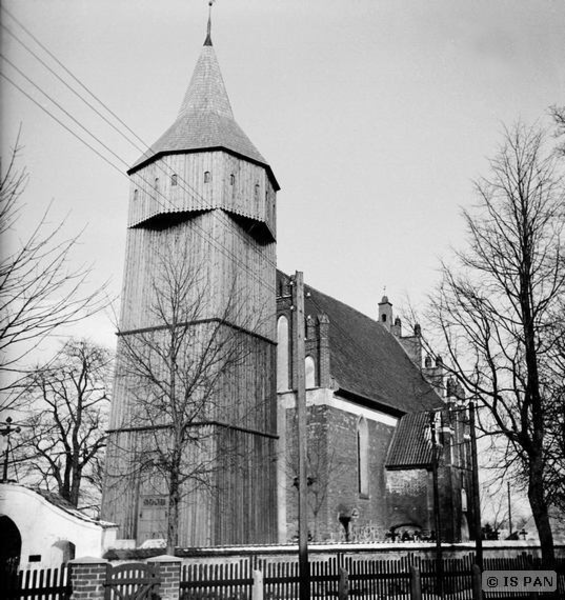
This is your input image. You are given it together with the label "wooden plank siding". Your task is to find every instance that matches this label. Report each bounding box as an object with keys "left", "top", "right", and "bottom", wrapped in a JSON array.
[
  {"left": 117, "top": 214, "right": 276, "bottom": 338},
  {"left": 102, "top": 146, "right": 279, "bottom": 547}
]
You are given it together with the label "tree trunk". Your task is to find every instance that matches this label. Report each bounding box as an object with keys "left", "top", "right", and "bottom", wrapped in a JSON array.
[
  {"left": 528, "top": 456, "right": 555, "bottom": 566},
  {"left": 167, "top": 468, "right": 180, "bottom": 555}
]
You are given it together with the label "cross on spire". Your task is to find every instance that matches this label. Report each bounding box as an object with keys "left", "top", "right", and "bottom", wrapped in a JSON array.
[{"left": 205, "top": 0, "right": 215, "bottom": 46}]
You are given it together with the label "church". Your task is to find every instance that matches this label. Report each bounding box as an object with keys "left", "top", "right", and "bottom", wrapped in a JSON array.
[{"left": 101, "top": 12, "right": 476, "bottom": 548}]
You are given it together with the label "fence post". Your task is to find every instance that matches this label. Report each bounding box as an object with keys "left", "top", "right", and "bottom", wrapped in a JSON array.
[
  {"left": 252, "top": 569, "right": 263, "bottom": 600},
  {"left": 472, "top": 563, "right": 483, "bottom": 600},
  {"left": 338, "top": 567, "right": 348, "bottom": 600},
  {"left": 69, "top": 557, "right": 108, "bottom": 600},
  {"left": 410, "top": 565, "right": 422, "bottom": 600},
  {"left": 147, "top": 555, "right": 182, "bottom": 600}
]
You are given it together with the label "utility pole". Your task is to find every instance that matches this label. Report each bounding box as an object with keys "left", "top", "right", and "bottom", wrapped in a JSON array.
[
  {"left": 469, "top": 400, "right": 483, "bottom": 570},
  {"left": 429, "top": 411, "right": 444, "bottom": 599},
  {"left": 291, "top": 271, "right": 309, "bottom": 600},
  {"left": 507, "top": 481, "right": 513, "bottom": 537},
  {"left": 1, "top": 417, "right": 21, "bottom": 482}
]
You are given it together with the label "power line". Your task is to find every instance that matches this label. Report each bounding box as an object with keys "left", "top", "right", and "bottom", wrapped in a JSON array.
[
  {"left": 1, "top": 39, "right": 277, "bottom": 294},
  {"left": 0, "top": 72, "right": 125, "bottom": 177},
  {"left": 0, "top": 68, "right": 275, "bottom": 294},
  {"left": 1, "top": 6, "right": 147, "bottom": 150},
  {"left": 1, "top": 53, "right": 131, "bottom": 170},
  {"left": 0, "top": 12, "right": 280, "bottom": 276}
]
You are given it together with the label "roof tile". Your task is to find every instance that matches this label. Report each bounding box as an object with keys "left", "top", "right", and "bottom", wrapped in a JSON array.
[{"left": 130, "top": 44, "right": 269, "bottom": 174}]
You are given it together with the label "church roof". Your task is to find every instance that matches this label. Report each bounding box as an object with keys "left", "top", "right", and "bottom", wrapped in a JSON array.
[
  {"left": 278, "top": 271, "right": 443, "bottom": 415},
  {"left": 385, "top": 411, "right": 435, "bottom": 469},
  {"left": 129, "top": 37, "right": 277, "bottom": 189}
]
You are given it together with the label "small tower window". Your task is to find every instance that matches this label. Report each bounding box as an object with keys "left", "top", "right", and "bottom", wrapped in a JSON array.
[
  {"left": 171, "top": 174, "right": 178, "bottom": 186},
  {"left": 230, "top": 173, "right": 235, "bottom": 185},
  {"left": 254, "top": 183, "right": 260, "bottom": 200},
  {"left": 204, "top": 171, "right": 211, "bottom": 183},
  {"left": 133, "top": 189, "right": 138, "bottom": 201},
  {"left": 154, "top": 177, "right": 159, "bottom": 190}
]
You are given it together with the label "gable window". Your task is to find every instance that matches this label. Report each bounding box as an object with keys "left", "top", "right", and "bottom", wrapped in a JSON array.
[
  {"left": 305, "top": 356, "right": 316, "bottom": 388},
  {"left": 171, "top": 174, "right": 178, "bottom": 186},
  {"left": 204, "top": 171, "right": 211, "bottom": 183},
  {"left": 277, "top": 316, "right": 290, "bottom": 392},
  {"left": 357, "top": 417, "right": 369, "bottom": 497}
]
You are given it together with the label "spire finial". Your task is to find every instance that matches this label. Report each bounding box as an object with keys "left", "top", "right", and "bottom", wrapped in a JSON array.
[{"left": 204, "top": 0, "right": 214, "bottom": 46}]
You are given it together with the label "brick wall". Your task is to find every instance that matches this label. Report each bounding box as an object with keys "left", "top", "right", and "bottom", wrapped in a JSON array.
[
  {"left": 386, "top": 469, "right": 432, "bottom": 535},
  {"left": 284, "top": 401, "right": 396, "bottom": 542},
  {"left": 69, "top": 556, "right": 181, "bottom": 600},
  {"left": 70, "top": 559, "right": 107, "bottom": 600}
]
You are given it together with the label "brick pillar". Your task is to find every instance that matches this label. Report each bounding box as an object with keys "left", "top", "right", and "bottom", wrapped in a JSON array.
[
  {"left": 69, "top": 558, "right": 108, "bottom": 600},
  {"left": 147, "top": 556, "right": 181, "bottom": 600},
  {"left": 317, "top": 314, "right": 330, "bottom": 388}
]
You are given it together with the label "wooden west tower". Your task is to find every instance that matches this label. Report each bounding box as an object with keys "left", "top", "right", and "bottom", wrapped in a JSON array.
[{"left": 101, "top": 17, "right": 279, "bottom": 547}]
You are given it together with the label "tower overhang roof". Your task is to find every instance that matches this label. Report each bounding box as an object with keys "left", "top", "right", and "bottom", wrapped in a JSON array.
[{"left": 127, "top": 145, "right": 280, "bottom": 191}]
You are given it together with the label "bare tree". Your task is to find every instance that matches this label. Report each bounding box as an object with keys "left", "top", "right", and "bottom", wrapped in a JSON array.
[
  {"left": 14, "top": 339, "right": 111, "bottom": 511},
  {"left": 427, "top": 123, "right": 565, "bottom": 564},
  {"left": 105, "top": 240, "right": 268, "bottom": 553},
  {"left": 0, "top": 137, "right": 107, "bottom": 410},
  {"left": 550, "top": 105, "right": 565, "bottom": 158}
]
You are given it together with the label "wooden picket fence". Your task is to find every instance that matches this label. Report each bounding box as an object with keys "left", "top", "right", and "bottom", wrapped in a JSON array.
[
  {"left": 0, "top": 565, "right": 71, "bottom": 600},
  {"left": 180, "top": 555, "right": 565, "bottom": 600},
  {"left": 181, "top": 562, "right": 253, "bottom": 599},
  {"left": 181, "top": 556, "right": 425, "bottom": 599},
  {"left": 3, "top": 555, "right": 564, "bottom": 600}
]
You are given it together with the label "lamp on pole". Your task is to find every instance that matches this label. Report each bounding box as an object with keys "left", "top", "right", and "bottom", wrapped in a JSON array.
[{"left": 1, "top": 416, "right": 21, "bottom": 482}]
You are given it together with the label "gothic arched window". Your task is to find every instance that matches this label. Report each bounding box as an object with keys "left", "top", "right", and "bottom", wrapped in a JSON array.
[
  {"left": 305, "top": 356, "right": 316, "bottom": 388},
  {"left": 277, "top": 316, "right": 290, "bottom": 392},
  {"left": 461, "top": 488, "right": 468, "bottom": 512},
  {"left": 204, "top": 171, "right": 211, "bottom": 183},
  {"left": 357, "top": 417, "right": 369, "bottom": 497}
]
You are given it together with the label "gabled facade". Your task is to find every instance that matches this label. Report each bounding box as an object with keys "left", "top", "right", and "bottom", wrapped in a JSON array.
[{"left": 276, "top": 271, "right": 476, "bottom": 543}]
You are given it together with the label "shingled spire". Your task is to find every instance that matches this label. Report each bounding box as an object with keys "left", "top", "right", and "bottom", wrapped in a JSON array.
[{"left": 128, "top": 6, "right": 276, "bottom": 187}]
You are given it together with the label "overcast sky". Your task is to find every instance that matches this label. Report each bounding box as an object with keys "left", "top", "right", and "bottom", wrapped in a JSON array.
[{"left": 2, "top": 0, "right": 565, "bottom": 355}]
